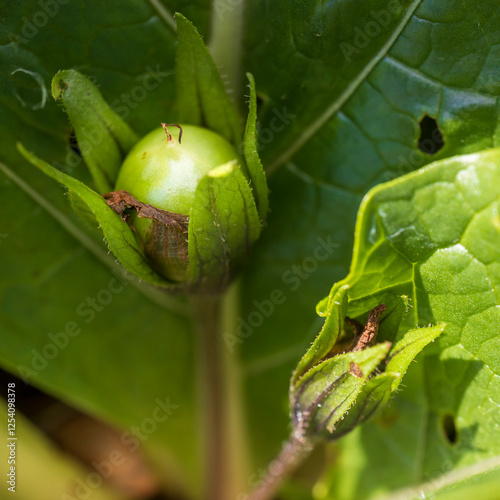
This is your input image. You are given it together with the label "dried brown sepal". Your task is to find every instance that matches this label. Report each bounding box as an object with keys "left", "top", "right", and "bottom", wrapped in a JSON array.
[
  {"left": 352, "top": 305, "right": 386, "bottom": 352},
  {"left": 104, "top": 190, "right": 189, "bottom": 228},
  {"left": 323, "top": 306, "right": 386, "bottom": 359},
  {"left": 349, "top": 362, "right": 364, "bottom": 378},
  {"left": 104, "top": 190, "right": 190, "bottom": 282}
]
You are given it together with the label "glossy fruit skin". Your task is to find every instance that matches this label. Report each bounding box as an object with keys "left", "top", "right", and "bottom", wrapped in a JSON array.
[{"left": 115, "top": 124, "right": 242, "bottom": 215}]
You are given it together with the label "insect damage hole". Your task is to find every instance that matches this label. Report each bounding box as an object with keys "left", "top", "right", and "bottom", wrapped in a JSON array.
[
  {"left": 418, "top": 114, "right": 444, "bottom": 155},
  {"left": 442, "top": 413, "right": 458, "bottom": 444}
]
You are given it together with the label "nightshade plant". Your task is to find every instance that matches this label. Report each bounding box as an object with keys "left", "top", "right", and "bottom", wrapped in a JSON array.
[
  {"left": 19, "top": 16, "right": 268, "bottom": 295},
  {"left": 1, "top": 2, "right": 500, "bottom": 500}
]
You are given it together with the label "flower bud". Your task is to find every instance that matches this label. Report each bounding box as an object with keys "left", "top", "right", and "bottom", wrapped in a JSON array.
[
  {"left": 18, "top": 13, "right": 268, "bottom": 294},
  {"left": 290, "top": 285, "right": 444, "bottom": 441},
  {"left": 104, "top": 123, "right": 256, "bottom": 289}
]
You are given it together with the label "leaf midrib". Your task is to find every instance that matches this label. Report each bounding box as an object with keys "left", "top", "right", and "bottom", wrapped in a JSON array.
[
  {"left": 381, "top": 454, "right": 500, "bottom": 500},
  {"left": 266, "top": 0, "right": 424, "bottom": 176}
]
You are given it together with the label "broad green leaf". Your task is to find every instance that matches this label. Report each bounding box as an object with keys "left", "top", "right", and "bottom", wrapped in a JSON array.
[
  {"left": 51, "top": 69, "right": 139, "bottom": 193},
  {"left": 175, "top": 13, "right": 242, "bottom": 145},
  {"left": 1, "top": 1, "right": 500, "bottom": 499},
  {"left": 17, "top": 144, "right": 168, "bottom": 287},
  {"left": 320, "top": 149, "right": 500, "bottom": 499},
  {"left": 240, "top": 0, "right": 500, "bottom": 473},
  {"left": 244, "top": 73, "right": 269, "bottom": 220},
  {"left": 244, "top": 0, "right": 424, "bottom": 167},
  {"left": 0, "top": 1, "right": 204, "bottom": 495},
  {"left": 188, "top": 162, "right": 261, "bottom": 291},
  {"left": 245, "top": 0, "right": 500, "bottom": 170}
]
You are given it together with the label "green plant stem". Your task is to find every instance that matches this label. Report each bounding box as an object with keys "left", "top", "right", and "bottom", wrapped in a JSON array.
[
  {"left": 192, "top": 288, "right": 248, "bottom": 500},
  {"left": 221, "top": 281, "right": 251, "bottom": 497},
  {"left": 208, "top": 0, "right": 246, "bottom": 106},
  {"left": 247, "top": 432, "right": 314, "bottom": 500},
  {"left": 193, "top": 294, "right": 226, "bottom": 500}
]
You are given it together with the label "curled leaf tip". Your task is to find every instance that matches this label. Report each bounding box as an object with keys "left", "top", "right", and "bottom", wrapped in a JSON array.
[{"left": 51, "top": 69, "right": 73, "bottom": 100}]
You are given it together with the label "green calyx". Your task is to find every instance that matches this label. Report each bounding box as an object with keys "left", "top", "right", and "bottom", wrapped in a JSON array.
[
  {"left": 291, "top": 282, "right": 445, "bottom": 442},
  {"left": 18, "top": 14, "right": 268, "bottom": 294},
  {"left": 107, "top": 123, "right": 249, "bottom": 284}
]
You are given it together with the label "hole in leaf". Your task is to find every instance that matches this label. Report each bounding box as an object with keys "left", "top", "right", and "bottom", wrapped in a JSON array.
[
  {"left": 68, "top": 128, "right": 81, "bottom": 156},
  {"left": 418, "top": 114, "right": 444, "bottom": 155},
  {"left": 442, "top": 413, "right": 458, "bottom": 444}
]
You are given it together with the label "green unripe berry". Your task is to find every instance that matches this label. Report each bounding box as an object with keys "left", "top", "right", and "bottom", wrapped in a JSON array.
[
  {"left": 112, "top": 124, "right": 243, "bottom": 283},
  {"left": 115, "top": 124, "right": 242, "bottom": 215}
]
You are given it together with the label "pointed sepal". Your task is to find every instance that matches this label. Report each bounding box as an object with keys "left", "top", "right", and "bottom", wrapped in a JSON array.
[
  {"left": 244, "top": 73, "right": 268, "bottom": 220},
  {"left": 17, "top": 143, "right": 168, "bottom": 287},
  {"left": 175, "top": 13, "right": 241, "bottom": 146},
  {"left": 187, "top": 162, "right": 261, "bottom": 292},
  {"left": 52, "top": 69, "right": 138, "bottom": 193}
]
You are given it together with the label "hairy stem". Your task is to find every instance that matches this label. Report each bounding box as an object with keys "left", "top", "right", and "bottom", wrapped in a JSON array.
[
  {"left": 193, "top": 294, "right": 226, "bottom": 499},
  {"left": 247, "top": 432, "right": 314, "bottom": 500},
  {"left": 221, "top": 281, "right": 250, "bottom": 497},
  {"left": 193, "top": 288, "right": 248, "bottom": 500}
]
